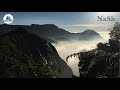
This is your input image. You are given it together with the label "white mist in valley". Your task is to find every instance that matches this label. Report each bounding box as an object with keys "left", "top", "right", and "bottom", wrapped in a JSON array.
[{"left": 52, "top": 40, "right": 105, "bottom": 76}]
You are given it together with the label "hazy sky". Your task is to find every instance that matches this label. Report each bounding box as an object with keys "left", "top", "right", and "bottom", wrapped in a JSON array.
[{"left": 0, "top": 12, "right": 120, "bottom": 40}]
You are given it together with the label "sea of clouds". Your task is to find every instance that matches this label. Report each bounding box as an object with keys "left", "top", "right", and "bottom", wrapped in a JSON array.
[{"left": 52, "top": 40, "right": 105, "bottom": 76}]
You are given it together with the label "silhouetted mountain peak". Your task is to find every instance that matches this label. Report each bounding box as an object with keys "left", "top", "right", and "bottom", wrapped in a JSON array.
[
  {"left": 0, "top": 24, "right": 105, "bottom": 42},
  {"left": 43, "top": 24, "right": 58, "bottom": 27},
  {"left": 82, "top": 30, "right": 99, "bottom": 35},
  {"left": 31, "top": 24, "right": 59, "bottom": 29}
]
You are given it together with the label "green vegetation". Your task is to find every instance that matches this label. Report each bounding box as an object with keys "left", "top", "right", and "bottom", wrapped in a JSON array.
[
  {"left": 67, "top": 22, "right": 120, "bottom": 78},
  {"left": 0, "top": 28, "right": 55, "bottom": 78}
]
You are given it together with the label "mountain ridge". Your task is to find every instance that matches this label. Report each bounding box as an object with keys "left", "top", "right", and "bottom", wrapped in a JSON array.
[
  {"left": 0, "top": 28, "right": 73, "bottom": 78},
  {"left": 0, "top": 24, "right": 105, "bottom": 42}
]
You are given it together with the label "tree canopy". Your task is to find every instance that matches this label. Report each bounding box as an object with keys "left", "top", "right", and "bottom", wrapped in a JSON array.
[{"left": 67, "top": 22, "right": 120, "bottom": 78}]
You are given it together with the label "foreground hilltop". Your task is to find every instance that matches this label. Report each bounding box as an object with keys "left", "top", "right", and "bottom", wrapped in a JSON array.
[{"left": 0, "top": 28, "right": 73, "bottom": 78}]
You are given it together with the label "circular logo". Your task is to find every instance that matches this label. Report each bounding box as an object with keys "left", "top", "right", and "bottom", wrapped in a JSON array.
[{"left": 3, "top": 14, "right": 14, "bottom": 24}]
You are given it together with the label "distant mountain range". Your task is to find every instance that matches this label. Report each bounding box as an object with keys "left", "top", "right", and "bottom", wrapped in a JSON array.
[
  {"left": 0, "top": 28, "right": 73, "bottom": 78},
  {"left": 0, "top": 24, "right": 105, "bottom": 43}
]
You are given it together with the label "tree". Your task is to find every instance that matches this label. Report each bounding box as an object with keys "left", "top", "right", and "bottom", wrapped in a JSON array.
[
  {"left": 108, "top": 22, "right": 120, "bottom": 52},
  {"left": 66, "top": 22, "right": 120, "bottom": 78},
  {"left": 109, "top": 22, "right": 120, "bottom": 41}
]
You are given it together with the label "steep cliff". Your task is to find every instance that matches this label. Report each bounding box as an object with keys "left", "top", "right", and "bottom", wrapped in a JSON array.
[{"left": 0, "top": 28, "right": 73, "bottom": 78}]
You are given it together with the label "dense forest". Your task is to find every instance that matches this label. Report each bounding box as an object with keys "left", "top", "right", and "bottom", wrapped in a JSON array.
[
  {"left": 0, "top": 28, "right": 73, "bottom": 78},
  {"left": 67, "top": 22, "right": 120, "bottom": 78}
]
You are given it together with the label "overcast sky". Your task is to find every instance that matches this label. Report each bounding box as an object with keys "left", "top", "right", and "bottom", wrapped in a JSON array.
[{"left": 0, "top": 12, "right": 120, "bottom": 40}]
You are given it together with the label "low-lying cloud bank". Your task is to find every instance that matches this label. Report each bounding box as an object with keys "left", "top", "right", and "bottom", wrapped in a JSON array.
[{"left": 52, "top": 40, "right": 105, "bottom": 76}]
